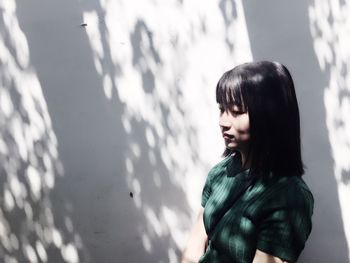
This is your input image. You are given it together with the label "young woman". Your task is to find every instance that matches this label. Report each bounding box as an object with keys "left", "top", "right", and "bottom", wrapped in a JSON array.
[{"left": 181, "top": 61, "right": 314, "bottom": 263}]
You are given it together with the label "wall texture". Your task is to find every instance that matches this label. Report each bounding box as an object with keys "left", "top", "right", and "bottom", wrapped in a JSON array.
[{"left": 0, "top": 0, "right": 349, "bottom": 262}]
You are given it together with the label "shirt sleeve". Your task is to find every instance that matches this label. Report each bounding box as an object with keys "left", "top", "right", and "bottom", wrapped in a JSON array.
[
  {"left": 201, "top": 156, "right": 232, "bottom": 207},
  {"left": 256, "top": 184, "right": 314, "bottom": 262},
  {"left": 201, "top": 170, "right": 213, "bottom": 207}
]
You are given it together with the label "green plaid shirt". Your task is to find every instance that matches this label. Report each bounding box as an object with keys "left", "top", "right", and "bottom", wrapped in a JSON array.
[{"left": 200, "top": 154, "right": 313, "bottom": 263}]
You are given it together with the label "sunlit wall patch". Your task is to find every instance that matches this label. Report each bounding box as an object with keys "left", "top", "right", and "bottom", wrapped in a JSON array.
[
  {"left": 309, "top": 0, "right": 350, "bottom": 258},
  {"left": 0, "top": 1, "right": 84, "bottom": 262}
]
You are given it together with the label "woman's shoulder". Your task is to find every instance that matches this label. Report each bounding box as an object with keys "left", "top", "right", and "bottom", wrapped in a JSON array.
[
  {"left": 281, "top": 176, "right": 313, "bottom": 198},
  {"left": 265, "top": 175, "right": 314, "bottom": 210},
  {"left": 208, "top": 155, "right": 232, "bottom": 173},
  {"left": 204, "top": 155, "right": 233, "bottom": 184},
  {"left": 288, "top": 176, "right": 314, "bottom": 207}
]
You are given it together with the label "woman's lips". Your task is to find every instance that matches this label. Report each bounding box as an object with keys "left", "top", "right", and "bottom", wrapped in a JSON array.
[{"left": 223, "top": 133, "right": 234, "bottom": 139}]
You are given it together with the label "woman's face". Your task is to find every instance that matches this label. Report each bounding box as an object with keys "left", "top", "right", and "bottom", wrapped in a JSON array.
[{"left": 219, "top": 104, "right": 250, "bottom": 154}]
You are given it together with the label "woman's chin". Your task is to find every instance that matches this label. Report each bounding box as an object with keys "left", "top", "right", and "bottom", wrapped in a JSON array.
[{"left": 225, "top": 142, "right": 237, "bottom": 149}]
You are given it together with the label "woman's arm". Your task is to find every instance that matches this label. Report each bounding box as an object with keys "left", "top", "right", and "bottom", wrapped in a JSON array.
[
  {"left": 180, "top": 207, "right": 208, "bottom": 263},
  {"left": 252, "top": 249, "right": 292, "bottom": 263}
]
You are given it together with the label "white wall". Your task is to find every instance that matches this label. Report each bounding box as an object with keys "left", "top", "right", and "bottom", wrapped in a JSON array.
[{"left": 0, "top": 0, "right": 349, "bottom": 262}]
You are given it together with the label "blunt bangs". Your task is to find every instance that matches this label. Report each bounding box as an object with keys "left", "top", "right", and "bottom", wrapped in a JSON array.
[{"left": 216, "top": 70, "right": 246, "bottom": 111}]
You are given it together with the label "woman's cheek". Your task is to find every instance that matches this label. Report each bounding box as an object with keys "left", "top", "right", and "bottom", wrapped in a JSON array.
[
  {"left": 235, "top": 121, "right": 250, "bottom": 134},
  {"left": 234, "top": 114, "right": 249, "bottom": 130}
]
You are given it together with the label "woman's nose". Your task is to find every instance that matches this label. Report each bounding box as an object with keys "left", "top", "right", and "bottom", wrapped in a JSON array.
[{"left": 219, "top": 112, "right": 230, "bottom": 128}]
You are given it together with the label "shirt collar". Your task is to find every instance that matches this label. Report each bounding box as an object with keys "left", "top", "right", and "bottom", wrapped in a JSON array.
[{"left": 226, "top": 153, "right": 250, "bottom": 178}]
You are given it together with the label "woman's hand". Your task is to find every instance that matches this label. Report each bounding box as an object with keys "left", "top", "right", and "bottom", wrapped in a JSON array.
[
  {"left": 252, "top": 249, "right": 292, "bottom": 263},
  {"left": 180, "top": 208, "right": 208, "bottom": 263}
]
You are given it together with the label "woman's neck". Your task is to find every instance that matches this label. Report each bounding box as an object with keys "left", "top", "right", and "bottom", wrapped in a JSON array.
[{"left": 240, "top": 150, "right": 252, "bottom": 169}]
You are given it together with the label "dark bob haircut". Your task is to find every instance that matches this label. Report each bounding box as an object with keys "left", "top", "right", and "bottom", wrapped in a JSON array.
[{"left": 216, "top": 61, "right": 304, "bottom": 180}]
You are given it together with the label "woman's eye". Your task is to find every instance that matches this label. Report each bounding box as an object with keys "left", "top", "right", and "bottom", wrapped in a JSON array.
[{"left": 231, "top": 110, "right": 245, "bottom": 115}]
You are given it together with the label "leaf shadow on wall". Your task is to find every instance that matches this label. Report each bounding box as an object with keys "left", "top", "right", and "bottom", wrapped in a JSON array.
[{"left": 13, "top": 0, "right": 208, "bottom": 262}]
